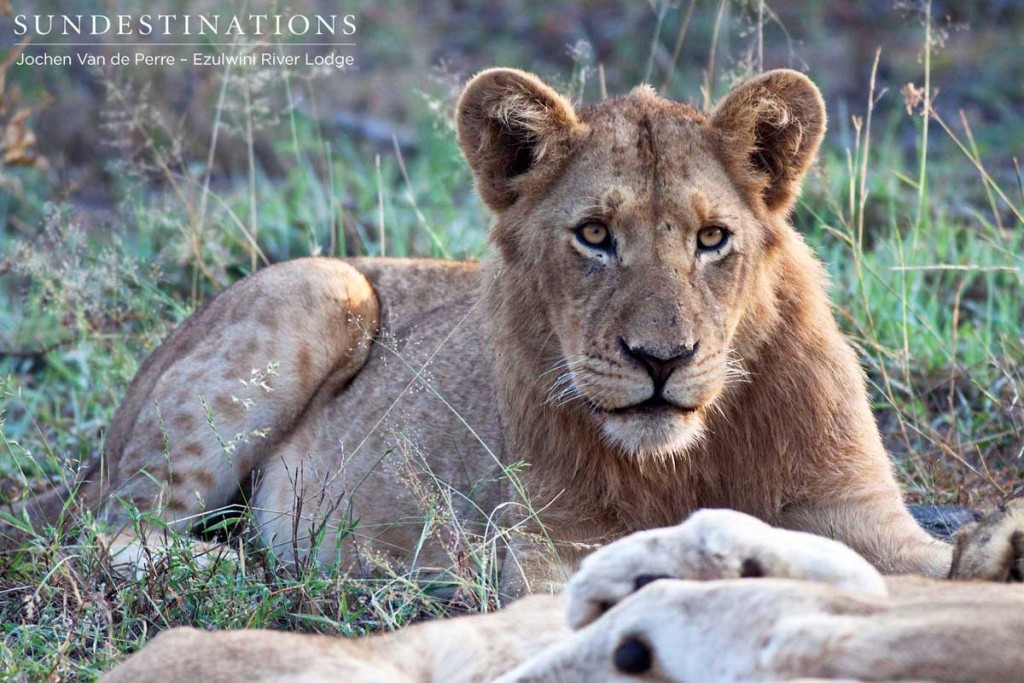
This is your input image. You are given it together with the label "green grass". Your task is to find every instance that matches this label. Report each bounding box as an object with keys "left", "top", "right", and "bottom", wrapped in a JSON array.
[{"left": 2, "top": 2, "right": 1023, "bottom": 680}]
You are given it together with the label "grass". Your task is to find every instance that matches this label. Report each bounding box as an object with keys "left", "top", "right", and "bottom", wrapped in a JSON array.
[{"left": 1, "top": 1, "right": 1023, "bottom": 680}]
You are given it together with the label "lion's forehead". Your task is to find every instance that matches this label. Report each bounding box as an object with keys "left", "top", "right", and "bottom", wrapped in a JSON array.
[
  {"left": 559, "top": 91, "right": 740, "bottom": 223},
  {"left": 581, "top": 90, "right": 709, "bottom": 169}
]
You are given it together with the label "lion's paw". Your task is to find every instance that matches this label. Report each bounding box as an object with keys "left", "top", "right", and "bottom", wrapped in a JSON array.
[
  {"left": 950, "top": 497, "right": 1024, "bottom": 582},
  {"left": 564, "top": 509, "right": 886, "bottom": 629},
  {"left": 98, "top": 531, "right": 239, "bottom": 579}
]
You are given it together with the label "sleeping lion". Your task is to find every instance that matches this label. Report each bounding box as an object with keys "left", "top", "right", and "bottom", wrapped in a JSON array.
[{"left": 100, "top": 503, "right": 1024, "bottom": 682}]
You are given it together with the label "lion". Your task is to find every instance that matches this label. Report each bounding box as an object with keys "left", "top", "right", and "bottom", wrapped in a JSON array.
[
  {"left": 506, "top": 503, "right": 1024, "bottom": 682},
  {"left": 4, "top": 67, "right": 977, "bottom": 591},
  {"left": 98, "top": 506, "right": 1024, "bottom": 682},
  {"left": 97, "top": 594, "right": 567, "bottom": 683}
]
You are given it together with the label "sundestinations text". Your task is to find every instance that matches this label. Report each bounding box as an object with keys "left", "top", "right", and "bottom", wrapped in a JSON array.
[{"left": 14, "top": 14, "right": 356, "bottom": 37}]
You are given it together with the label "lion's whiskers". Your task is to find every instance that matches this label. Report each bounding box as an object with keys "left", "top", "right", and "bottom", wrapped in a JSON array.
[
  {"left": 708, "top": 398, "right": 729, "bottom": 422},
  {"left": 542, "top": 356, "right": 599, "bottom": 408},
  {"left": 723, "top": 350, "right": 751, "bottom": 389},
  {"left": 539, "top": 354, "right": 588, "bottom": 379},
  {"left": 544, "top": 372, "right": 585, "bottom": 408}
]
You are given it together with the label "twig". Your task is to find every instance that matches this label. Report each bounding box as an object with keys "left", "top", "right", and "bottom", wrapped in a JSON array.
[
  {"left": 757, "top": 0, "right": 764, "bottom": 73},
  {"left": 703, "top": 0, "right": 729, "bottom": 110},
  {"left": 391, "top": 134, "right": 450, "bottom": 259},
  {"left": 888, "top": 265, "right": 1018, "bottom": 272},
  {"left": 329, "top": 112, "right": 416, "bottom": 151},
  {"left": 375, "top": 154, "right": 385, "bottom": 257},
  {"left": 195, "top": 53, "right": 232, "bottom": 304},
  {"left": 959, "top": 110, "right": 1002, "bottom": 231},
  {"left": 946, "top": 279, "right": 966, "bottom": 446},
  {"left": 0, "top": 337, "right": 77, "bottom": 360},
  {"left": 643, "top": 1, "right": 669, "bottom": 85},
  {"left": 857, "top": 49, "right": 883, "bottom": 256},
  {"left": 1014, "top": 157, "right": 1024, "bottom": 209},
  {"left": 660, "top": 0, "right": 697, "bottom": 92},
  {"left": 243, "top": 65, "right": 259, "bottom": 273},
  {"left": 915, "top": 0, "right": 931, "bottom": 231},
  {"left": 926, "top": 107, "right": 1024, "bottom": 226}
]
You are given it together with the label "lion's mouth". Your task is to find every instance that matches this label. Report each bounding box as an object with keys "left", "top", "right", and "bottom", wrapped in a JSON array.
[{"left": 607, "top": 395, "right": 699, "bottom": 416}]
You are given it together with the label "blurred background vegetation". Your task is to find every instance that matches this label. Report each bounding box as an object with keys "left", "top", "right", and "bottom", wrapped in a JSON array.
[{"left": 0, "top": 1, "right": 1021, "bottom": 679}]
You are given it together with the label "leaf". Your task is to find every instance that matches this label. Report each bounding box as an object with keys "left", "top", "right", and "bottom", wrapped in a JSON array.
[{"left": 2, "top": 107, "right": 40, "bottom": 166}]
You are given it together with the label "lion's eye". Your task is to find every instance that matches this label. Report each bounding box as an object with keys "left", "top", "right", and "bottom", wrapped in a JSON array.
[
  {"left": 697, "top": 226, "right": 729, "bottom": 251},
  {"left": 576, "top": 222, "right": 613, "bottom": 250}
]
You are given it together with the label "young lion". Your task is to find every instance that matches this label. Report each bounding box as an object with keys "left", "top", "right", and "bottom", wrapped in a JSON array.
[
  {"left": 11, "top": 67, "right": 961, "bottom": 590},
  {"left": 98, "top": 505, "right": 1024, "bottom": 682}
]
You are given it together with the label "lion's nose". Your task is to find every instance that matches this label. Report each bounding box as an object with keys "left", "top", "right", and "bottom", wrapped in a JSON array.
[{"left": 622, "top": 340, "right": 699, "bottom": 393}]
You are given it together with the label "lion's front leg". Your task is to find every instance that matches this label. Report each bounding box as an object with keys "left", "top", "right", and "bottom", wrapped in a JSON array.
[
  {"left": 950, "top": 497, "right": 1024, "bottom": 581},
  {"left": 499, "top": 532, "right": 577, "bottom": 600},
  {"left": 564, "top": 508, "right": 887, "bottom": 629},
  {"left": 777, "top": 490, "right": 954, "bottom": 578}
]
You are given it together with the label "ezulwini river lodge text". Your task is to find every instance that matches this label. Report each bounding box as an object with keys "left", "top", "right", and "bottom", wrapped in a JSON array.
[{"left": 16, "top": 51, "right": 355, "bottom": 69}]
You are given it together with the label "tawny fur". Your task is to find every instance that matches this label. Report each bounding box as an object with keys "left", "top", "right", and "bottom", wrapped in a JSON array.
[
  {"left": 98, "top": 508, "right": 1024, "bottom": 683},
  {"left": 502, "top": 577, "right": 1024, "bottom": 683},
  {"left": 98, "top": 594, "right": 567, "bottom": 683},
  {"left": 7, "top": 68, "right": 950, "bottom": 590}
]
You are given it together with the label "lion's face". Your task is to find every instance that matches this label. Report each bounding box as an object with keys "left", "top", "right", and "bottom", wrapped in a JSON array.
[
  {"left": 527, "top": 111, "right": 765, "bottom": 455},
  {"left": 458, "top": 69, "right": 825, "bottom": 458}
]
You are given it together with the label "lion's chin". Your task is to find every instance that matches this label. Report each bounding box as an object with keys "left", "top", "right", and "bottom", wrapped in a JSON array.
[{"left": 599, "top": 409, "right": 705, "bottom": 459}]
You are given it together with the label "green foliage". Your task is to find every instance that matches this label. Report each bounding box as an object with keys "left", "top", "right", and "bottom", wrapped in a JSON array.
[{"left": 1, "top": 1, "right": 1022, "bottom": 680}]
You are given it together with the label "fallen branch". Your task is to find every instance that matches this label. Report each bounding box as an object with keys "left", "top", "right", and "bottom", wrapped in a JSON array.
[{"left": 0, "top": 338, "right": 77, "bottom": 360}]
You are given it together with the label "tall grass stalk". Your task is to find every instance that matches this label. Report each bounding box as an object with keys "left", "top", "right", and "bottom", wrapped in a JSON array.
[
  {"left": 915, "top": 0, "right": 931, "bottom": 231},
  {"left": 703, "top": 0, "right": 729, "bottom": 109},
  {"left": 660, "top": 0, "right": 697, "bottom": 92}
]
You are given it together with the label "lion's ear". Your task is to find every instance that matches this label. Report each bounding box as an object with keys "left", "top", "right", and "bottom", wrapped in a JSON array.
[
  {"left": 711, "top": 69, "right": 826, "bottom": 215},
  {"left": 457, "top": 68, "right": 581, "bottom": 211}
]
